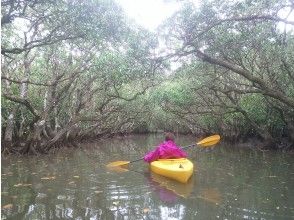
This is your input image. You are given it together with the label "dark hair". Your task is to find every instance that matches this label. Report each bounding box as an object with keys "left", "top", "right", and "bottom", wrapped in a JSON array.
[{"left": 165, "top": 132, "right": 175, "bottom": 141}]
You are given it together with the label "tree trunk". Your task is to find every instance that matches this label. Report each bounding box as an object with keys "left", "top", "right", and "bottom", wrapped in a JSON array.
[
  {"left": 3, "top": 106, "right": 19, "bottom": 151},
  {"left": 25, "top": 120, "right": 46, "bottom": 154}
]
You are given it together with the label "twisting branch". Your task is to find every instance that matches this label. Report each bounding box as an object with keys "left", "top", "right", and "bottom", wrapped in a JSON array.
[
  {"left": 1, "top": 76, "right": 51, "bottom": 86},
  {"left": 2, "top": 93, "right": 40, "bottom": 118},
  {"left": 194, "top": 49, "right": 294, "bottom": 108}
]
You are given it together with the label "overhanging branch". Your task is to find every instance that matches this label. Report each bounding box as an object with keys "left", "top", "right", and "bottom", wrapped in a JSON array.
[{"left": 2, "top": 93, "right": 41, "bottom": 119}]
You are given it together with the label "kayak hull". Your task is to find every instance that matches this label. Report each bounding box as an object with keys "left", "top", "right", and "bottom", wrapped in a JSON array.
[{"left": 150, "top": 158, "right": 193, "bottom": 183}]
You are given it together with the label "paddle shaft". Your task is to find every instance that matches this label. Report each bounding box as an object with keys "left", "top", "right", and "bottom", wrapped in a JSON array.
[
  {"left": 129, "top": 157, "right": 144, "bottom": 164},
  {"left": 181, "top": 144, "right": 196, "bottom": 150}
]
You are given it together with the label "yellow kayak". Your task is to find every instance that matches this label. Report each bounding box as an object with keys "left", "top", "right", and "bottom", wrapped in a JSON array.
[{"left": 150, "top": 158, "right": 194, "bottom": 183}]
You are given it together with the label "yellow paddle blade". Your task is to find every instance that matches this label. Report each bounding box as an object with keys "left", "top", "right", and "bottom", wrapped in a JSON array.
[
  {"left": 197, "top": 134, "right": 221, "bottom": 147},
  {"left": 106, "top": 160, "right": 130, "bottom": 167}
]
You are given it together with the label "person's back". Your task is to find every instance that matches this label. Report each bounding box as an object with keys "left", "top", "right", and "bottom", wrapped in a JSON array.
[{"left": 144, "top": 132, "right": 187, "bottom": 163}]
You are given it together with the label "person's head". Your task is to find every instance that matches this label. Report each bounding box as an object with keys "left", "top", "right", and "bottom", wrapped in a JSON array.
[{"left": 165, "top": 132, "right": 175, "bottom": 141}]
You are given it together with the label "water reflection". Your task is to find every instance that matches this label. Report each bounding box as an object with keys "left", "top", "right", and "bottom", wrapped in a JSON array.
[
  {"left": 2, "top": 135, "right": 294, "bottom": 220},
  {"left": 108, "top": 166, "right": 194, "bottom": 202},
  {"left": 198, "top": 188, "right": 222, "bottom": 204},
  {"left": 149, "top": 172, "right": 194, "bottom": 199}
]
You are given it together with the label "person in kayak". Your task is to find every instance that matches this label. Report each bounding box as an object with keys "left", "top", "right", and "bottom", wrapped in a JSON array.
[{"left": 144, "top": 132, "right": 187, "bottom": 163}]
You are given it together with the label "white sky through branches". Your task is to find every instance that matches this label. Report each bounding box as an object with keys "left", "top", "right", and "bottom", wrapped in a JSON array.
[
  {"left": 115, "top": 0, "right": 181, "bottom": 31},
  {"left": 115, "top": 0, "right": 294, "bottom": 32}
]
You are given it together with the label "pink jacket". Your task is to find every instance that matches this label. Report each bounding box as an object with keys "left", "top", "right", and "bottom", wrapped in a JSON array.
[{"left": 144, "top": 140, "right": 187, "bottom": 163}]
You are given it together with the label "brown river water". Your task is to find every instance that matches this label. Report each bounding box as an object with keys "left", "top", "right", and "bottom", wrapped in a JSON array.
[{"left": 1, "top": 134, "right": 294, "bottom": 219}]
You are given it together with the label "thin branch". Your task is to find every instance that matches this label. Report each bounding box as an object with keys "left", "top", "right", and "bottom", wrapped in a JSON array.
[
  {"left": 2, "top": 93, "right": 40, "bottom": 118},
  {"left": 1, "top": 76, "right": 50, "bottom": 86}
]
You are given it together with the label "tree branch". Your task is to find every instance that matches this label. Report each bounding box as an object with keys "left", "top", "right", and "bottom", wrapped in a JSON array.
[
  {"left": 2, "top": 93, "right": 40, "bottom": 118},
  {"left": 195, "top": 50, "right": 294, "bottom": 108}
]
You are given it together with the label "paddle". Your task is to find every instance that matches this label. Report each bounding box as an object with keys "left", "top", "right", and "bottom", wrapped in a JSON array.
[{"left": 106, "top": 134, "right": 221, "bottom": 168}]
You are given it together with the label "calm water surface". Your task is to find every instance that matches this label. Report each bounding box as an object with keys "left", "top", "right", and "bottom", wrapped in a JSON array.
[{"left": 1, "top": 134, "right": 294, "bottom": 220}]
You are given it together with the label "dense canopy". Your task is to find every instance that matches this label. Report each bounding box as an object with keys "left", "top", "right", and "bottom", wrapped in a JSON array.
[{"left": 1, "top": 0, "right": 294, "bottom": 154}]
